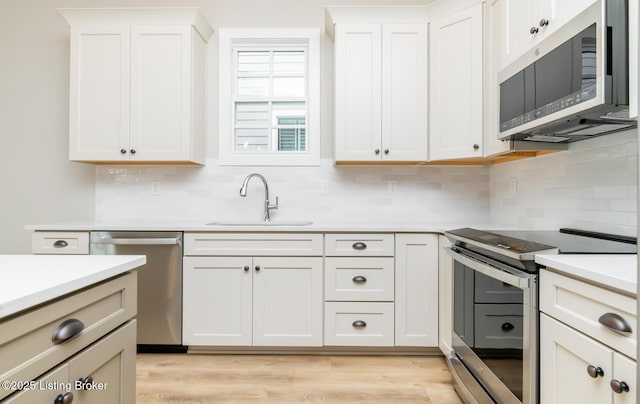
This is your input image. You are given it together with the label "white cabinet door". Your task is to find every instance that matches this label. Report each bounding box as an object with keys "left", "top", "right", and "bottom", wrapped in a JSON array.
[
  {"left": 334, "top": 22, "right": 427, "bottom": 163},
  {"left": 334, "top": 24, "right": 382, "bottom": 162},
  {"left": 183, "top": 257, "right": 253, "bottom": 346},
  {"left": 130, "top": 25, "right": 193, "bottom": 162},
  {"left": 485, "top": 0, "right": 512, "bottom": 156},
  {"left": 429, "top": 4, "right": 484, "bottom": 160},
  {"left": 253, "top": 257, "right": 323, "bottom": 347},
  {"left": 69, "top": 26, "right": 130, "bottom": 162},
  {"left": 381, "top": 24, "right": 428, "bottom": 161},
  {"left": 540, "top": 313, "right": 612, "bottom": 404},
  {"left": 394, "top": 234, "right": 438, "bottom": 347},
  {"left": 68, "top": 320, "right": 137, "bottom": 404},
  {"left": 612, "top": 352, "right": 636, "bottom": 404}
]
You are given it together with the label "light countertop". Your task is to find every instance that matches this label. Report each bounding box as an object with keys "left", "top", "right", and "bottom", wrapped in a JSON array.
[
  {"left": 25, "top": 220, "right": 526, "bottom": 233},
  {"left": 0, "top": 255, "right": 145, "bottom": 320},
  {"left": 535, "top": 254, "right": 637, "bottom": 295}
]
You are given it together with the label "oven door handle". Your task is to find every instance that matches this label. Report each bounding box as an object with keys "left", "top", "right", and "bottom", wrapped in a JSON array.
[{"left": 446, "top": 247, "right": 530, "bottom": 289}]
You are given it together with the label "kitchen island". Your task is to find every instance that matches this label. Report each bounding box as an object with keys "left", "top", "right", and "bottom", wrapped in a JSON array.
[{"left": 0, "top": 254, "right": 144, "bottom": 403}]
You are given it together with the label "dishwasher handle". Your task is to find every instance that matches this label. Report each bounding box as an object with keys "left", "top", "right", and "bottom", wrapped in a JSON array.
[{"left": 91, "top": 237, "right": 181, "bottom": 246}]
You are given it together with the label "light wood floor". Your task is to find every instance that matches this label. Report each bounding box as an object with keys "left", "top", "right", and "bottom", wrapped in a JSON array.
[{"left": 136, "top": 354, "right": 463, "bottom": 403}]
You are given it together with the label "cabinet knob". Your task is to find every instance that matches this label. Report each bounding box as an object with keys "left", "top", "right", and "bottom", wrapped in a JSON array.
[
  {"left": 598, "top": 312, "right": 632, "bottom": 336},
  {"left": 352, "top": 275, "right": 367, "bottom": 283},
  {"left": 255, "top": 266, "right": 260, "bottom": 271},
  {"left": 539, "top": 18, "right": 549, "bottom": 27},
  {"left": 77, "top": 376, "right": 94, "bottom": 390},
  {"left": 384, "top": 148, "right": 389, "bottom": 154},
  {"left": 352, "top": 320, "right": 367, "bottom": 328},
  {"left": 120, "top": 149, "right": 127, "bottom": 154},
  {"left": 587, "top": 365, "right": 604, "bottom": 378},
  {"left": 530, "top": 26, "right": 539, "bottom": 35},
  {"left": 610, "top": 379, "right": 630, "bottom": 394},
  {"left": 130, "top": 149, "right": 136, "bottom": 155},
  {"left": 243, "top": 266, "right": 250, "bottom": 272},
  {"left": 55, "top": 392, "right": 74, "bottom": 404},
  {"left": 53, "top": 240, "right": 68, "bottom": 248},
  {"left": 473, "top": 144, "right": 480, "bottom": 150},
  {"left": 374, "top": 149, "right": 380, "bottom": 155}
]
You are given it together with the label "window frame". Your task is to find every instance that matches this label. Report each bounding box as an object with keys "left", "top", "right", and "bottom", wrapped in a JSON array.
[{"left": 218, "top": 28, "right": 320, "bottom": 166}]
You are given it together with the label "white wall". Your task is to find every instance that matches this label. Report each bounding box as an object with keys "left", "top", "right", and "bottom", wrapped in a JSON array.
[
  {"left": 490, "top": 130, "right": 638, "bottom": 237},
  {"left": 0, "top": 0, "right": 95, "bottom": 253}
]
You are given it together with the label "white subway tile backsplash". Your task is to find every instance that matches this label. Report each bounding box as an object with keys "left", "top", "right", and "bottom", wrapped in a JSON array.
[
  {"left": 95, "top": 159, "right": 491, "bottom": 224},
  {"left": 490, "top": 130, "right": 638, "bottom": 236}
]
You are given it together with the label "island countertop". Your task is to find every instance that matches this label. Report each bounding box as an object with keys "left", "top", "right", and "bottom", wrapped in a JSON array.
[{"left": 0, "top": 254, "right": 145, "bottom": 319}]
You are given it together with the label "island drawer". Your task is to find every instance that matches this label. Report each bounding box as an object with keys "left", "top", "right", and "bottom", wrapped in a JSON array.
[
  {"left": 540, "top": 269, "right": 636, "bottom": 359},
  {"left": 31, "top": 232, "right": 90, "bottom": 255},
  {"left": 324, "top": 302, "right": 394, "bottom": 346},
  {"left": 324, "top": 257, "right": 394, "bottom": 301},
  {"left": 324, "top": 234, "right": 394, "bottom": 256},
  {"left": 0, "top": 272, "right": 137, "bottom": 399},
  {"left": 184, "top": 232, "right": 323, "bottom": 256}
]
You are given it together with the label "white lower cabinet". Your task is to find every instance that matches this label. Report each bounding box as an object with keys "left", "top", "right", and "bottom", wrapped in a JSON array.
[
  {"left": 395, "top": 233, "right": 438, "bottom": 347},
  {"left": 182, "top": 233, "right": 324, "bottom": 347},
  {"left": 540, "top": 269, "right": 636, "bottom": 404}
]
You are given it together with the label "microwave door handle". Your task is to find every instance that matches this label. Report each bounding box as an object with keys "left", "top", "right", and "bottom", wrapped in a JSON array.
[
  {"left": 445, "top": 247, "right": 530, "bottom": 289},
  {"left": 90, "top": 237, "right": 181, "bottom": 245}
]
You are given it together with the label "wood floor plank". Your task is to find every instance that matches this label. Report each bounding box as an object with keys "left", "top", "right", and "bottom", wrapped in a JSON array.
[{"left": 136, "top": 354, "right": 463, "bottom": 403}]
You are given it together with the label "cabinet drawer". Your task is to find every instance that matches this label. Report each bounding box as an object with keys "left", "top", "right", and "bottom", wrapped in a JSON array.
[
  {"left": 325, "top": 257, "right": 394, "bottom": 301},
  {"left": 474, "top": 304, "right": 523, "bottom": 349},
  {"left": 184, "top": 233, "right": 323, "bottom": 256},
  {"left": 324, "top": 302, "right": 394, "bottom": 346},
  {"left": 324, "top": 233, "right": 394, "bottom": 256},
  {"left": 0, "top": 272, "right": 137, "bottom": 399},
  {"left": 31, "top": 232, "right": 89, "bottom": 255},
  {"left": 540, "top": 269, "right": 636, "bottom": 359}
]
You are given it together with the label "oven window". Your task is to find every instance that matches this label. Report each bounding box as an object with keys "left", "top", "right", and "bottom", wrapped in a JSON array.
[{"left": 453, "top": 262, "right": 524, "bottom": 400}]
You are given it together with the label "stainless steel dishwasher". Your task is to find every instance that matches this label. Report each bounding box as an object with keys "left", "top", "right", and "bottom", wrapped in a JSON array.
[{"left": 90, "top": 231, "right": 185, "bottom": 352}]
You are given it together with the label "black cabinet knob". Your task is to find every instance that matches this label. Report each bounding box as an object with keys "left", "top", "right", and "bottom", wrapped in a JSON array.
[
  {"left": 255, "top": 266, "right": 260, "bottom": 271},
  {"left": 473, "top": 144, "right": 479, "bottom": 150},
  {"left": 55, "top": 392, "right": 74, "bottom": 404},
  {"left": 610, "top": 379, "right": 630, "bottom": 394},
  {"left": 374, "top": 149, "right": 380, "bottom": 155},
  {"left": 587, "top": 365, "right": 604, "bottom": 378},
  {"left": 120, "top": 149, "right": 127, "bottom": 154},
  {"left": 539, "top": 18, "right": 549, "bottom": 27},
  {"left": 243, "top": 266, "right": 250, "bottom": 272},
  {"left": 384, "top": 148, "right": 389, "bottom": 154},
  {"left": 130, "top": 149, "right": 136, "bottom": 155},
  {"left": 530, "top": 26, "right": 539, "bottom": 35}
]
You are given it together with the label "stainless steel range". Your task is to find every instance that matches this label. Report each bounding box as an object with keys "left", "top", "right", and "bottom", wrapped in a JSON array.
[{"left": 443, "top": 228, "right": 636, "bottom": 404}]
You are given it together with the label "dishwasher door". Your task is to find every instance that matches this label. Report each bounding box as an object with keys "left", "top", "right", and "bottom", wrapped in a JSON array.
[{"left": 90, "top": 231, "right": 184, "bottom": 351}]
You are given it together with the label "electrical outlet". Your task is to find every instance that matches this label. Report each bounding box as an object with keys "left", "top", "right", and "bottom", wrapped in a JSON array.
[
  {"left": 151, "top": 180, "right": 161, "bottom": 196},
  {"left": 387, "top": 180, "right": 398, "bottom": 195},
  {"left": 320, "top": 179, "right": 330, "bottom": 195},
  {"left": 509, "top": 177, "right": 517, "bottom": 195}
]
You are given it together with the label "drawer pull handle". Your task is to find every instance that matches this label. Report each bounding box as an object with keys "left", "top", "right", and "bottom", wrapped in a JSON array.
[
  {"left": 352, "top": 320, "right": 367, "bottom": 328},
  {"left": 352, "top": 242, "right": 367, "bottom": 250},
  {"left": 587, "top": 365, "right": 604, "bottom": 378},
  {"left": 610, "top": 379, "right": 630, "bottom": 394},
  {"left": 352, "top": 275, "right": 367, "bottom": 283},
  {"left": 54, "top": 392, "right": 74, "bottom": 404},
  {"left": 51, "top": 318, "right": 85, "bottom": 344},
  {"left": 77, "top": 376, "right": 94, "bottom": 390},
  {"left": 501, "top": 322, "right": 515, "bottom": 331},
  {"left": 53, "top": 240, "right": 69, "bottom": 248},
  {"left": 598, "top": 313, "right": 632, "bottom": 336}
]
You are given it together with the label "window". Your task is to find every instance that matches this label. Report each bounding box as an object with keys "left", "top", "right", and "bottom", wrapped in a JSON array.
[{"left": 218, "top": 29, "right": 320, "bottom": 166}]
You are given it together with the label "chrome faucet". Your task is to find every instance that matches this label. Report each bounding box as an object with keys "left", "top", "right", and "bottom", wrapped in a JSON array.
[{"left": 239, "top": 173, "right": 278, "bottom": 222}]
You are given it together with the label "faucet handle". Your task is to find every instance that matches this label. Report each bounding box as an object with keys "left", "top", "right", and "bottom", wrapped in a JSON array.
[{"left": 268, "top": 196, "right": 279, "bottom": 211}]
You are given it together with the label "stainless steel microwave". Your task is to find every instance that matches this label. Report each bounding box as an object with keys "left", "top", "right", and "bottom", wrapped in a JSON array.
[{"left": 498, "top": 0, "right": 635, "bottom": 143}]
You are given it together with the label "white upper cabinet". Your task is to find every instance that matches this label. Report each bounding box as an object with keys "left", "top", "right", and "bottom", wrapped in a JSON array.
[
  {"left": 428, "top": 4, "right": 484, "bottom": 160},
  {"left": 500, "top": 0, "right": 598, "bottom": 69},
  {"left": 327, "top": 7, "right": 428, "bottom": 163},
  {"left": 60, "top": 8, "right": 212, "bottom": 164}
]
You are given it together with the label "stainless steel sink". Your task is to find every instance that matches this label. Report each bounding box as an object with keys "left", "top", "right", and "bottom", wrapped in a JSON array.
[{"left": 206, "top": 221, "right": 313, "bottom": 226}]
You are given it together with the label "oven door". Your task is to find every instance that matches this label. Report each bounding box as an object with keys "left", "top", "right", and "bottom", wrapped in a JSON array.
[{"left": 446, "top": 246, "right": 538, "bottom": 404}]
